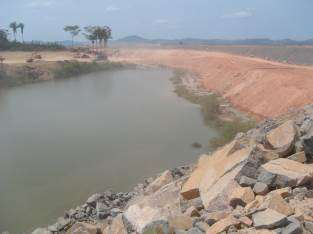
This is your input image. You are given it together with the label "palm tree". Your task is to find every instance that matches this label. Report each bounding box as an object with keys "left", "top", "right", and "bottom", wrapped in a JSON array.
[
  {"left": 63, "top": 25, "right": 81, "bottom": 47},
  {"left": 9, "top": 22, "right": 18, "bottom": 42},
  {"left": 84, "top": 26, "right": 97, "bottom": 50},
  {"left": 18, "top": 23, "right": 25, "bottom": 43}
]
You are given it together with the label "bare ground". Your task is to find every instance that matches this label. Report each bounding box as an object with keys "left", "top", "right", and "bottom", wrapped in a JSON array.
[{"left": 111, "top": 48, "right": 313, "bottom": 120}]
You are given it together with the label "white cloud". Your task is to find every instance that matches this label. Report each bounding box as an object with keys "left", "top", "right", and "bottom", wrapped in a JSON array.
[
  {"left": 26, "top": 0, "right": 55, "bottom": 8},
  {"left": 154, "top": 19, "right": 169, "bottom": 24},
  {"left": 222, "top": 9, "right": 253, "bottom": 19},
  {"left": 105, "top": 5, "right": 120, "bottom": 12}
]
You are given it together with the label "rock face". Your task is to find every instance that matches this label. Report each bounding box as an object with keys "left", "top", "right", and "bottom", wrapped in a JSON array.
[
  {"left": 206, "top": 215, "right": 240, "bottom": 234},
  {"left": 260, "top": 194, "right": 294, "bottom": 216},
  {"left": 181, "top": 140, "right": 248, "bottom": 200},
  {"left": 261, "top": 158, "right": 313, "bottom": 187},
  {"left": 66, "top": 222, "right": 100, "bottom": 234},
  {"left": 230, "top": 186, "right": 255, "bottom": 207},
  {"left": 145, "top": 170, "right": 174, "bottom": 194},
  {"left": 103, "top": 214, "right": 127, "bottom": 234},
  {"left": 124, "top": 180, "right": 182, "bottom": 233},
  {"left": 253, "top": 182, "right": 269, "bottom": 195},
  {"left": 287, "top": 151, "right": 307, "bottom": 163},
  {"left": 265, "top": 120, "right": 296, "bottom": 156},
  {"left": 252, "top": 209, "right": 288, "bottom": 229}
]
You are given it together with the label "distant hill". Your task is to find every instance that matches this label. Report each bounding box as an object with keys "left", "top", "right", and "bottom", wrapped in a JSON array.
[{"left": 114, "top": 36, "right": 313, "bottom": 46}]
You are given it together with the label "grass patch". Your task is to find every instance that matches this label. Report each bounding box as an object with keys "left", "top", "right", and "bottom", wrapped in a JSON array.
[
  {"left": 209, "top": 120, "right": 256, "bottom": 148},
  {"left": 53, "top": 61, "right": 132, "bottom": 79},
  {"left": 0, "top": 65, "right": 43, "bottom": 87},
  {"left": 170, "top": 70, "right": 256, "bottom": 150},
  {"left": 0, "top": 41, "right": 65, "bottom": 51}
]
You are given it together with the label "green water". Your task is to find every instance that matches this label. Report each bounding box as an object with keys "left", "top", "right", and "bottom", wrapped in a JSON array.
[{"left": 0, "top": 68, "right": 218, "bottom": 233}]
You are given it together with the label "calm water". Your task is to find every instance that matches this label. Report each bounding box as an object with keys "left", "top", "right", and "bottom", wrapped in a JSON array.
[{"left": 0, "top": 68, "right": 218, "bottom": 233}]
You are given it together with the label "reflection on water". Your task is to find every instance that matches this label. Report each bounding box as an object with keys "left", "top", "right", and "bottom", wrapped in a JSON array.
[{"left": 0, "top": 68, "right": 218, "bottom": 233}]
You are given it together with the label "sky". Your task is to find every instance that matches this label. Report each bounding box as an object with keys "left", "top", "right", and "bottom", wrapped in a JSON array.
[{"left": 1, "top": 0, "right": 313, "bottom": 41}]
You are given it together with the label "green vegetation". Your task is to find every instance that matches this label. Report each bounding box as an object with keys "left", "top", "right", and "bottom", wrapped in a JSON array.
[
  {"left": 0, "top": 65, "right": 44, "bottom": 86},
  {"left": 53, "top": 61, "right": 131, "bottom": 79},
  {"left": 63, "top": 25, "right": 81, "bottom": 47},
  {"left": 0, "top": 21, "right": 65, "bottom": 51},
  {"left": 170, "top": 70, "right": 256, "bottom": 150},
  {"left": 209, "top": 120, "right": 256, "bottom": 148},
  {"left": 0, "top": 61, "right": 134, "bottom": 87},
  {"left": 0, "top": 41, "right": 65, "bottom": 51},
  {"left": 83, "top": 25, "right": 112, "bottom": 49}
]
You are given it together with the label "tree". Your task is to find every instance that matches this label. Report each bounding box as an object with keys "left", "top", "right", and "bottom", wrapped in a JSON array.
[
  {"left": 63, "top": 25, "right": 81, "bottom": 47},
  {"left": 0, "top": 29, "right": 8, "bottom": 44},
  {"left": 18, "top": 23, "right": 25, "bottom": 43},
  {"left": 9, "top": 22, "right": 18, "bottom": 41},
  {"left": 84, "top": 26, "right": 97, "bottom": 50},
  {"left": 94, "top": 26, "right": 112, "bottom": 50}
]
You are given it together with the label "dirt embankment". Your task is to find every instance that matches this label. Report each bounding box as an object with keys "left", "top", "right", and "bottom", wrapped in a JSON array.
[{"left": 112, "top": 48, "right": 313, "bottom": 120}]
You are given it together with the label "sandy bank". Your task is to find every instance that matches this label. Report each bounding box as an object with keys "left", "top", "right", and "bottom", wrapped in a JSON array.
[{"left": 111, "top": 48, "right": 313, "bottom": 120}]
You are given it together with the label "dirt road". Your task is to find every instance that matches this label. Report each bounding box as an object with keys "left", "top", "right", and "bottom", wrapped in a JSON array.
[
  {"left": 112, "top": 48, "right": 313, "bottom": 119},
  {"left": 0, "top": 51, "right": 93, "bottom": 64}
]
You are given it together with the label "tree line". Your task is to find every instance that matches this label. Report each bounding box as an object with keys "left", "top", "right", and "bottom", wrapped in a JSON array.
[
  {"left": 0, "top": 22, "right": 64, "bottom": 51},
  {"left": 63, "top": 25, "right": 112, "bottom": 49}
]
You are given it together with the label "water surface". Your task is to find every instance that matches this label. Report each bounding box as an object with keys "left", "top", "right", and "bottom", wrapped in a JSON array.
[{"left": 0, "top": 68, "right": 218, "bottom": 233}]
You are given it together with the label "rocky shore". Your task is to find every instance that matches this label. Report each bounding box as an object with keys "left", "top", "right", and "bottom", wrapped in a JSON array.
[{"left": 32, "top": 104, "right": 313, "bottom": 234}]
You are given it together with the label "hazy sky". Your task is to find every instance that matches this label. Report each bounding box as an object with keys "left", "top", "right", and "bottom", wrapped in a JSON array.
[{"left": 1, "top": 0, "right": 313, "bottom": 41}]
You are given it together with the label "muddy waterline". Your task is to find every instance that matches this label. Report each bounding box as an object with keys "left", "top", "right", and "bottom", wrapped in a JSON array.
[{"left": 0, "top": 68, "right": 218, "bottom": 233}]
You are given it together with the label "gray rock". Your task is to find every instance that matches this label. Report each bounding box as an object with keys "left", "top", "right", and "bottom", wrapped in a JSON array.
[
  {"left": 235, "top": 146, "right": 267, "bottom": 181},
  {"left": 86, "top": 193, "right": 102, "bottom": 207},
  {"left": 175, "top": 230, "right": 188, "bottom": 234},
  {"left": 187, "top": 227, "right": 204, "bottom": 234},
  {"left": 300, "top": 118, "right": 313, "bottom": 136},
  {"left": 194, "top": 222, "right": 210, "bottom": 232},
  {"left": 227, "top": 225, "right": 237, "bottom": 234},
  {"left": 253, "top": 182, "right": 269, "bottom": 195},
  {"left": 257, "top": 170, "right": 276, "bottom": 186},
  {"left": 86, "top": 206, "right": 92, "bottom": 214},
  {"left": 282, "top": 222, "right": 303, "bottom": 234},
  {"left": 47, "top": 217, "right": 70, "bottom": 232},
  {"left": 47, "top": 223, "right": 60, "bottom": 232},
  {"left": 252, "top": 209, "right": 288, "bottom": 229},
  {"left": 31, "top": 228, "right": 51, "bottom": 234},
  {"left": 293, "top": 187, "right": 308, "bottom": 196},
  {"left": 304, "top": 221, "right": 313, "bottom": 233},
  {"left": 274, "top": 228, "right": 283, "bottom": 234},
  {"left": 142, "top": 220, "right": 169, "bottom": 234},
  {"left": 96, "top": 201, "right": 110, "bottom": 219},
  {"left": 111, "top": 208, "right": 122, "bottom": 217},
  {"left": 302, "top": 131, "right": 313, "bottom": 161},
  {"left": 239, "top": 176, "right": 257, "bottom": 187}
]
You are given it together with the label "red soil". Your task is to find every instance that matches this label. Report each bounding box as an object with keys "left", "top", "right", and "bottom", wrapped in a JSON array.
[{"left": 112, "top": 48, "right": 313, "bottom": 120}]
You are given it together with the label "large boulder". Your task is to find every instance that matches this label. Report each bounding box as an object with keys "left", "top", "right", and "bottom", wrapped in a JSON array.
[
  {"left": 265, "top": 120, "right": 296, "bottom": 156},
  {"left": 287, "top": 151, "right": 307, "bottom": 163},
  {"left": 32, "top": 228, "right": 51, "bottom": 234},
  {"left": 252, "top": 209, "right": 288, "bottom": 229},
  {"left": 200, "top": 164, "right": 243, "bottom": 211},
  {"left": 260, "top": 158, "right": 313, "bottom": 187},
  {"left": 206, "top": 215, "right": 240, "bottom": 234},
  {"left": 259, "top": 194, "right": 294, "bottom": 216},
  {"left": 302, "top": 128, "right": 313, "bottom": 161},
  {"left": 181, "top": 140, "right": 247, "bottom": 200},
  {"left": 102, "top": 214, "right": 127, "bottom": 234},
  {"left": 168, "top": 215, "right": 193, "bottom": 231},
  {"left": 66, "top": 222, "right": 100, "bottom": 234},
  {"left": 229, "top": 186, "right": 255, "bottom": 207},
  {"left": 145, "top": 170, "right": 174, "bottom": 194},
  {"left": 124, "top": 180, "right": 182, "bottom": 233}
]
